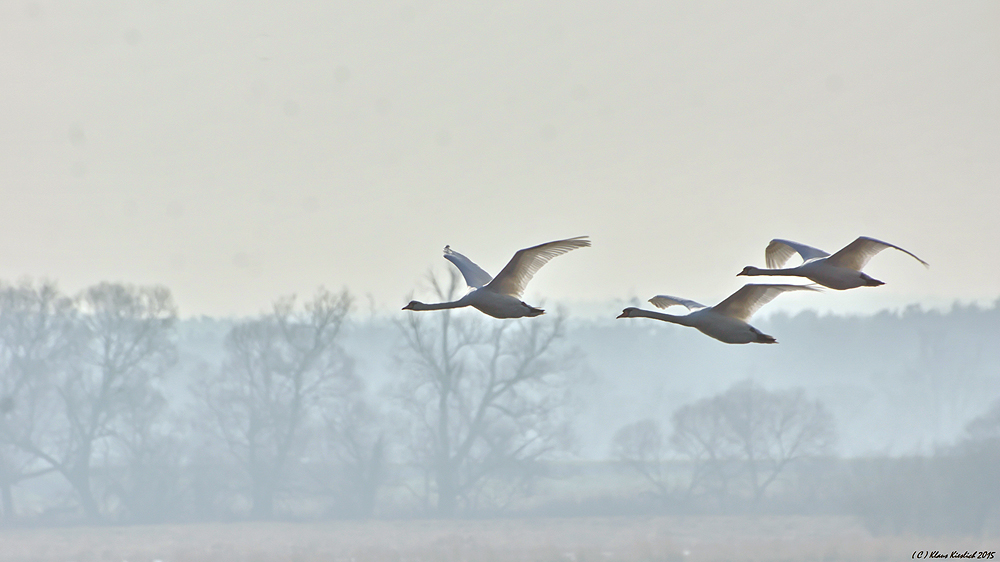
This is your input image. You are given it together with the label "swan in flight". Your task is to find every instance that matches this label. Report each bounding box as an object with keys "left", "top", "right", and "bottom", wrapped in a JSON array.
[
  {"left": 616, "top": 284, "right": 819, "bottom": 344},
  {"left": 738, "top": 236, "right": 928, "bottom": 290},
  {"left": 403, "top": 236, "right": 590, "bottom": 319}
]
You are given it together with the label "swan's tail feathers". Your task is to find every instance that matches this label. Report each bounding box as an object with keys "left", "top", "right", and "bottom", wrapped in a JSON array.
[
  {"left": 751, "top": 327, "right": 778, "bottom": 344},
  {"left": 861, "top": 274, "right": 885, "bottom": 287},
  {"left": 525, "top": 306, "right": 545, "bottom": 317}
]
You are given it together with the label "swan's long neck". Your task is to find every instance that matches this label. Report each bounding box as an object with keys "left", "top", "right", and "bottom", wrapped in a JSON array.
[
  {"left": 743, "top": 266, "right": 800, "bottom": 277},
  {"left": 629, "top": 308, "right": 696, "bottom": 327},
  {"left": 408, "top": 300, "right": 469, "bottom": 311}
]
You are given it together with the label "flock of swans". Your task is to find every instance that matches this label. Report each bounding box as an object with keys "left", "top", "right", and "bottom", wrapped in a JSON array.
[{"left": 403, "top": 235, "right": 928, "bottom": 344}]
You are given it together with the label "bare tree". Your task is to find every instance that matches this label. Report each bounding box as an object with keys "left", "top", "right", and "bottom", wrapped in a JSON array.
[
  {"left": 611, "top": 419, "right": 671, "bottom": 500},
  {"left": 319, "top": 395, "right": 388, "bottom": 518},
  {"left": 722, "top": 381, "right": 835, "bottom": 502},
  {"left": 103, "top": 382, "right": 187, "bottom": 523},
  {"left": 2, "top": 283, "right": 178, "bottom": 521},
  {"left": 67, "top": 283, "right": 177, "bottom": 520},
  {"left": 671, "top": 394, "right": 743, "bottom": 505},
  {"left": 0, "top": 280, "right": 77, "bottom": 521},
  {"left": 197, "top": 288, "right": 354, "bottom": 519},
  {"left": 396, "top": 270, "right": 577, "bottom": 516},
  {"left": 672, "top": 380, "right": 835, "bottom": 508}
]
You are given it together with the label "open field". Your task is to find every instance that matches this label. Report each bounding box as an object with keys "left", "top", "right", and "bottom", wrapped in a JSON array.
[{"left": 2, "top": 516, "right": 996, "bottom": 562}]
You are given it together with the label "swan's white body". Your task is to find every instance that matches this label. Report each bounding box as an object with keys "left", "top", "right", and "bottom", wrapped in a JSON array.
[
  {"left": 617, "top": 284, "right": 818, "bottom": 344},
  {"left": 404, "top": 289, "right": 547, "bottom": 318},
  {"left": 403, "top": 236, "right": 590, "bottom": 319},
  {"left": 739, "top": 236, "right": 928, "bottom": 290}
]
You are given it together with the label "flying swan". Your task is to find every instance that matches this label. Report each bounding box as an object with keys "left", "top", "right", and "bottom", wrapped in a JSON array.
[
  {"left": 616, "top": 284, "right": 819, "bottom": 344},
  {"left": 403, "top": 236, "right": 590, "bottom": 319},
  {"left": 738, "top": 236, "right": 928, "bottom": 290}
]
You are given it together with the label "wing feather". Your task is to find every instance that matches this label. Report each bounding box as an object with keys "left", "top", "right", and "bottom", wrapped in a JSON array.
[
  {"left": 824, "top": 236, "right": 929, "bottom": 271},
  {"left": 443, "top": 246, "right": 493, "bottom": 288},
  {"left": 765, "top": 239, "right": 830, "bottom": 268},
  {"left": 712, "top": 283, "right": 820, "bottom": 322},
  {"left": 649, "top": 295, "right": 706, "bottom": 311},
  {"left": 485, "top": 236, "right": 590, "bottom": 298}
]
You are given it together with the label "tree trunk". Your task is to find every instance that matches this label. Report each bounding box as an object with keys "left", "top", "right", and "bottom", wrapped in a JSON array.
[
  {"left": 436, "top": 485, "right": 457, "bottom": 517},
  {"left": 435, "top": 461, "right": 458, "bottom": 517},
  {"left": 356, "top": 435, "right": 384, "bottom": 518},
  {"left": 69, "top": 465, "right": 101, "bottom": 522},
  {"left": 250, "top": 472, "right": 274, "bottom": 519}
]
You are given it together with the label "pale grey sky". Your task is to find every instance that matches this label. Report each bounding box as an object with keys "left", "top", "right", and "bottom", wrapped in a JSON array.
[{"left": 2, "top": 1, "right": 997, "bottom": 317}]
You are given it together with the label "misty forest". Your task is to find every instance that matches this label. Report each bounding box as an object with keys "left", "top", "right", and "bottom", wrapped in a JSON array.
[{"left": 1, "top": 273, "right": 998, "bottom": 538}]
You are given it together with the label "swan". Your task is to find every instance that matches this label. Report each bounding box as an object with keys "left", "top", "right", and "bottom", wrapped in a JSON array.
[
  {"left": 738, "top": 236, "right": 928, "bottom": 290},
  {"left": 403, "top": 236, "right": 590, "bottom": 319},
  {"left": 616, "top": 284, "right": 819, "bottom": 344}
]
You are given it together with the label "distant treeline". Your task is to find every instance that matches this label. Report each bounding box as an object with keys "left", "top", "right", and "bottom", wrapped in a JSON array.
[{"left": 0, "top": 276, "right": 997, "bottom": 535}]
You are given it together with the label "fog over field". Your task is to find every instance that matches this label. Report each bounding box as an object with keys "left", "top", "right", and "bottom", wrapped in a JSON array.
[{"left": 2, "top": 286, "right": 998, "bottom": 520}]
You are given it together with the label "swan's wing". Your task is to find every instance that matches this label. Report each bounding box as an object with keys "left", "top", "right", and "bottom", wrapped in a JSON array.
[
  {"left": 485, "top": 236, "right": 590, "bottom": 297},
  {"left": 649, "top": 295, "right": 706, "bottom": 311},
  {"left": 443, "top": 246, "right": 493, "bottom": 288},
  {"left": 712, "top": 284, "right": 820, "bottom": 322},
  {"left": 824, "top": 236, "right": 929, "bottom": 271},
  {"left": 765, "top": 239, "right": 830, "bottom": 268}
]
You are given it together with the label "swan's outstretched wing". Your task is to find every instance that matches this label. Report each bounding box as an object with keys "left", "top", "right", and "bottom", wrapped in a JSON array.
[
  {"left": 485, "top": 236, "right": 590, "bottom": 298},
  {"left": 824, "top": 236, "right": 929, "bottom": 271},
  {"left": 765, "top": 239, "right": 831, "bottom": 268},
  {"left": 443, "top": 245, "right": 493, "bottom": 289},
  {"left": 712, "top": 284, "right": 819, "bottom": 322},
  {"left": 649, "top": 295, "right": 706, "bottom": 311}
]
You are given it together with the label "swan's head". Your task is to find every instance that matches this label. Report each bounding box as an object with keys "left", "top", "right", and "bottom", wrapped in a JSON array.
[
  {"left": 616, "top": 307, "right": 640, "bottom": 319},
  {"left": 738, "top": 266, "right": 761, "bottom": 277},
  {"left": 402, "top": 300, "right": 424, "bottom": 311}
]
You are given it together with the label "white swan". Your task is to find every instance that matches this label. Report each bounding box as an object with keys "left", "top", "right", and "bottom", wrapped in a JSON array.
[
  {"left": 738, "top": 236, "right": 928, "bottom": 290},
  {"left": 403, "top": 236, "right": 590, "bottom": 319},
  {"left": 616, "top": 284, "right": 819, "bottom": 344}
]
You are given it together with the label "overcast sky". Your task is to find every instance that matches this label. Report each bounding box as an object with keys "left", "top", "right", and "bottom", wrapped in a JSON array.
[{"left": 2, "top": 1, "right": 997, "bottom": 318}]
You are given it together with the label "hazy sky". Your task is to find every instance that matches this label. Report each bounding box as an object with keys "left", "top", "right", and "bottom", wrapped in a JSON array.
[{"left": 2, "top": 1, "right": 997, "bottom": 318}]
